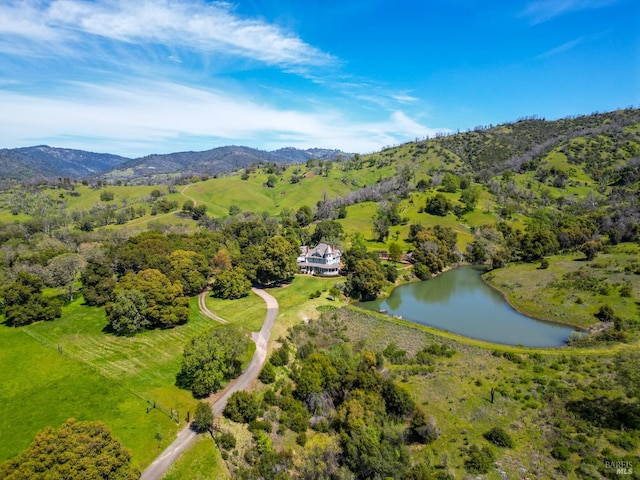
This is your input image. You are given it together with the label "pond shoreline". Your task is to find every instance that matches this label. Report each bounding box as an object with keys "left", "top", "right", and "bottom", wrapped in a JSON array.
[
  {"left": 360, "top": 265, "right": 575, "bottom": 347},
  {"left": 384, "top": 262, "right": 584, "bottom": 331},
  {"left": 479, "top": 267, "right": 589, "bottom": 332}
]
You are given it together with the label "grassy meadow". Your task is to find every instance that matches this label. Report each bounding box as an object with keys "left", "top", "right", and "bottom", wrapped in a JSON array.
[{"left": 484, "top": 244, "right": 640, "bottom": 329}]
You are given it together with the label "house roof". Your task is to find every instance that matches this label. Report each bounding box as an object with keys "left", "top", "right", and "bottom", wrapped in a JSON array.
[{"left": 308, "top": 242, "right": 340, "bottom": 257}]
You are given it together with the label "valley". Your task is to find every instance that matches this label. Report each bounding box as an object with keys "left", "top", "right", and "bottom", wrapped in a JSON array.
[{"left": 0, "top": 109, "right": 639, "bottom": 479}]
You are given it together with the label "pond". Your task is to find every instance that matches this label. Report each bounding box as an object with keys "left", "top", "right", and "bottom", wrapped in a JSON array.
[{"left": 359, "top": 266, "right": 576, "bottom": 347}]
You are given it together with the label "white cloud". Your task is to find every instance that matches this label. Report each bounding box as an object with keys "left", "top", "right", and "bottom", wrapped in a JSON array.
[
  {"left": 535, "top": 37, "right": 585, "bottom": 59},
  {"left": 0, "top": 0, "right": 334, "bottom": 67},
  {"left": 522, "top": 0, "right": 619, "bottom": 23},
  {"left": 0, "top": 1, "right": 441, "bottom": 156},
  {"left": 391, "top": 94, "right": 420, "bottom": 104},
  {"left": 0, "top": 81, "right": 445, "bottom": 156}
]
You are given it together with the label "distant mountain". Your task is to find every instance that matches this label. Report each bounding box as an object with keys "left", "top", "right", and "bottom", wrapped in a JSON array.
[
  {"left": 0, "top": 146, "right": 130, "bottom": 181},
  {"left": 105, "top": 145, "right": 350, "bottom": 179},
  {"left": 0, "top": 144, "right": 351, "bottom": 182}
]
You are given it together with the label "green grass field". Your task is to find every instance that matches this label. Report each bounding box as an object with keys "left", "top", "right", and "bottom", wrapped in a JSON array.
[
  {"left": 0, "top": 296, "right": 228, "bottom": 469},
  {"left": 204, "top": 289, "right": 267, "bottom": 333},
  {"left": 162, "top": 435, "right": 230, "bottom": 480}
]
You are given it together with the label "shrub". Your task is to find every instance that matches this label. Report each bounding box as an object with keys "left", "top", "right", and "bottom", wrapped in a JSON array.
[
  {"left": 248, "top": 420, "right": 272, "bottom": 433},
  {"left": 502, "top": 351, "right": 525, "bottom": 365},
  {"left": 383, "top": 343, "right": 408, "bottom": 364},
  {"left": 422, "top": 343, "right": 456, "bottom": 358},
  {"left": 223, "top": 391, "right": 261, "bottom": 423},
  {"left": 595, "top": 304, "right": 615, "bottom": 322},
  {"left": 551, "top": 445, "right": 571, "bottom": 460},
  {"left": 100, "top": 190, "right": 115, "bottom": 201},
  {"left": 483, "top": 427, "right": 515, "bottom": 448},
  {"left": 558, "top": 461, "right": 573, "bottom": 475},
  {"left": 263, "top": 388, "right": 277, "bottom": 406},
  {"left": 413, "top": 263, "right": 431, "bottom": 280},
  {"left": 216, "top": 431, "right": 236, "bottom": 450},
  {"left": 193, "top": 401, "right": 214, "bottom": 433},
  {"left": 608, "top": 432, "right": 639, "bottom": 451},
  {"left": 270, "top": 344, "right": 290, "bottom": 367},
  {"left": 619, "top": 283, "right": 633, "bottom": 298},
  {"left": 258, "top": 362, "right": 276, "bottom": 384},
  {"left": 464, "top": 445, "right": 495, "bottom": 474}
]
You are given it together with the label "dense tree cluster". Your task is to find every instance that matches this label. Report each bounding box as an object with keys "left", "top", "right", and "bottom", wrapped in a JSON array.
[
  {"left": 0, "top": 419, "right": 138, "bottom": 480},
  {"left": 106, "top": 268, "right": 189, "bottom": 334},
  {"left": 341, "top": 236, "right": 390, "bottom": 300},
  {"left": 0, "top": 272, "right": 61, "bottom": 326},
  {"left": 226, "top": 313, "right": 447, "bottom": 479},
  {"left": 410, "top": 225, "right": 460, "bottom": 276}
]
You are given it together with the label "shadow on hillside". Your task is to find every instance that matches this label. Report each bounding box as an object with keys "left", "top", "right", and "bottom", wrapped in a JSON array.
[{"left": 566, "top": 396, "right": 640, "bottom": 430}]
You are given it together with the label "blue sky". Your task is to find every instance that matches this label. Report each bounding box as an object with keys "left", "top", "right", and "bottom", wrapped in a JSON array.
[{"left": 0, "top": 0, "right": 638, "bottom": 157}]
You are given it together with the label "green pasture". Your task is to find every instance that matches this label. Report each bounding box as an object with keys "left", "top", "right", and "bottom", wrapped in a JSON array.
[
  {"left": 0, "top": 296, "right": 227, "bottom": 469},
  {"left": 56, "top": 184, "right": 161, "bottom": 211},
  {"left": 0, "top": 321, "right": 179, "bottom": 470},
  {"left": 0, "top": 211, "right": 28, "bottom": 223}
]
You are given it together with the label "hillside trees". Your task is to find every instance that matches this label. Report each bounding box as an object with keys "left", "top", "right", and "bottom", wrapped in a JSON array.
[
  {"left": 311, "top": 220, "right": 344, "bottom": 244},
  {"left": 177, "top": 325, "right": 251, "bottom": 397},
  {"left": 224, "top": 391, "right": 261, "bottom": 423},
  {"left": 105, "top": 290, "right": 148, "bottom": 336},
  {"left": 295, "top": 205, "right": 313, "bottom": 226},
  {"left": 0, "top": 419, "right": 139, "bottom": 480},
  {"left": 193, "top": 402, "right": 214, "bottom": 433},
  {"left": 424, "top": 193, "right": 452, "bottom": 216},
  {"left": 45, "top": 253, "right": 86, "bottom": 302},
  {"left": 81, "top": 257, "right": 116, "bottom": 306},
  {"left": 459, "top": 187, "right": 480, "bottom": 213},
  {"left": 167, "top": 249, "right": 210, "bottom": 295},
  {"left": 230, "top": 313, "right": 437, "bottom": 480},
  {"left": 519, "top": 224, "right": 560, "bottom": 261},
  {"left": 411, "top": 225, "right": 459, "bottom": 274}
]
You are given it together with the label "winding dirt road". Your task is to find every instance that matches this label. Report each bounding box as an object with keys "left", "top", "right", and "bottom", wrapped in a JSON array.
[
  {"left": 198, "top": 288, "right": 227, "bottom": 324},
  {"left": 140, "top": 287, "right": 278, "bottom": 480}
]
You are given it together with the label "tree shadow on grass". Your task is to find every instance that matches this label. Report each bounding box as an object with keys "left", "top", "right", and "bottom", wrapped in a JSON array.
[{"left": 566, "top": 396, "right": 640, "bottom": 430}]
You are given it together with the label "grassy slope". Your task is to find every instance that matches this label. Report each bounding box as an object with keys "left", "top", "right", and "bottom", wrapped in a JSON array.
[
  {"left": 205, "top": 275, "right": 345, "bottom": 348},
  {"left": 204, "top": 289, "right": 267, "bottom": 333},
  {"left": 485, "top": 244, "right": 640, "bottom": 328},
  {"left": 337, "top": 309, "right": 636, "bottom": 478}
]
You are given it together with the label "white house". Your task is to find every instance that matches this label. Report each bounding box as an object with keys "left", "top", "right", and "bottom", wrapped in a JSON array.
[{"left": 297, "top": 243, "right": 342, "bottom": 276}]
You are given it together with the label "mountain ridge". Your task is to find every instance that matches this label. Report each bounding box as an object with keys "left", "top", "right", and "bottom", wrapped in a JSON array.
[{"left": 0, "top": 144, "right": 351, "bottom": 182}]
